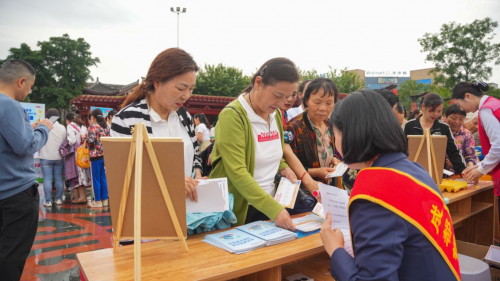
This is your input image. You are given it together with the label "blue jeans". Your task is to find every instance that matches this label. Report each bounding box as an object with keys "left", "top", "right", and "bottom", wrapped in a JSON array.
[
  {"left": 40, "top": 159, "right": 64, "bottom": 203},
  {"left": 91, "top": 158, "right": 108, "bottom": 202}
]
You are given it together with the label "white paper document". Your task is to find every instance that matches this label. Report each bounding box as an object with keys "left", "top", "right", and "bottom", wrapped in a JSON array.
[
  {"left": 443, "top": 169, "right": 454, "bottom": 176},
  {"left": 326, "top": 162, "right": 349, "bottom": 178},
  {"left": 274, "top": 178, "right": 301, "bottom": 208},
  {"left": 186, "top": 182, "right": 225, "bottom": 213},
  {"left": 319, "top": 183, "right": 353, "bottom": 257},
  {"left": 196, "top": 177, "right": 230, "bottom": 211}
]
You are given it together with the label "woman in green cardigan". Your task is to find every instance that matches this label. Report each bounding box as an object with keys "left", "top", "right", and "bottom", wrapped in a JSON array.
[{"left": 210, "top": 58, "right": 300, "bottom": 230}]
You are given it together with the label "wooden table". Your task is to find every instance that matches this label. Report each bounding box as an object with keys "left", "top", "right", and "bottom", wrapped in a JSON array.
[
  {"left": 77, "top": 227, "right": 326, "bottom": 281},
  {"left": 444, "top": 181, "right": 495, "bottom": 246},
  {"left": 78, "top": 182, "right": 496, "bottom": 281}
]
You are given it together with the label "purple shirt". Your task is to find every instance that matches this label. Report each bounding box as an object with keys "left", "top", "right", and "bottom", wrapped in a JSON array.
[{"left": 445, "top": 126, "right": 477, "bottom": 174}]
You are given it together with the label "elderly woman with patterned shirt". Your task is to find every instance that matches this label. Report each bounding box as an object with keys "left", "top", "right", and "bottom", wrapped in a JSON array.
[
  {"left": 284, "top": 78, "right": 339, "bottom": 195},
  {"left": 444, "top": 104, "right": 478, "bottom": 174}
]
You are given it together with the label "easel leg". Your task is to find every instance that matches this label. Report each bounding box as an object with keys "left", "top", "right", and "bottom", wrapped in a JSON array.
[
  {"left": 114, "top": 133, "right": 137, "bottom": 253},
  {"left": 134, "top": 128, "right": 144, "bottom": 281},
  {"left": 142, "top": 127, "right": 189, "bottom": 252},
  {"left": 429, "top": 134, "right": 440, "bottom": 185},
  {"left": 425, "top": 130, "right": 433, "bottom": 178}
]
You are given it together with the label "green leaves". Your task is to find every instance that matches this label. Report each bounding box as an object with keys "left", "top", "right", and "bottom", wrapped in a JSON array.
[
  {"left": 193, "top": 64, "right": 251, "bottom": 97},
  {"left": 2, "top": 34, "right": 100, "bottom": 109},
  {"left": 418, "top": 18, "right": 500, "bottom": 89},
  {"left": 299, "top": 67, "right": 365, "bottom": 94}
]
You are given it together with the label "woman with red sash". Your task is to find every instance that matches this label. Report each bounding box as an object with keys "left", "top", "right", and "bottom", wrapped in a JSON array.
[
  {"left": 452, "top": 82, "right": 500, "bottom": 210},
  {"left": 320, "top": 90, "right": 460, "bottom": 281}
]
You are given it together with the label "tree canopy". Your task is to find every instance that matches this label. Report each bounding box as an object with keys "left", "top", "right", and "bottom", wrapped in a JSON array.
[
  {"left": 192, "top": 63, "right": 251, "bottom": 97},
  {"left": 418, "top": 18, "right": 500, "bottom": 89},
  {"left": 1, "top": 34, "right": 100, "bottom": 109}
]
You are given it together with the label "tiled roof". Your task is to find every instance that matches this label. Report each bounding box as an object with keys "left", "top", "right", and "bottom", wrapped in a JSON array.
[{"left": 84, "top": 80, "right": 139, "bottom": 96}]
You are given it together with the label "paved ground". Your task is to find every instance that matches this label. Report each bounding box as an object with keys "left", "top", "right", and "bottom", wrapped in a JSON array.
[{"left": 21, "top": 185, "right": 113, "bottom": 281}]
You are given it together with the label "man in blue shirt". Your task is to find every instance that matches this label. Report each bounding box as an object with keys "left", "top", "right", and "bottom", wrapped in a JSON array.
[{"left": 0, "top": 59, "right": 53, "bottom": 281}]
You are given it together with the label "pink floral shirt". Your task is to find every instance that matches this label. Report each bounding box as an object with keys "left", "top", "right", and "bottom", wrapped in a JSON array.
[
  {"left": 86, "top": 124, "right": 110, "bottom": 159},
  {"left": 445, "top": 126, "right": 477, "bottom": 174}
]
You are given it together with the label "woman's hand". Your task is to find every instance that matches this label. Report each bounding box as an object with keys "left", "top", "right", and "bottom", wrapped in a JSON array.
[
  {"left": 274, "top": 209, "right": 296, "bottom": 231},
  {"left": 302, "top": 175, "right": 321, "bottom": 203},
  {"left": 309, "top": 167, "right": 335, "bottom": 179},
  {"left": 280, "top": 167, "right": 297, "bottom": 183},
  {"left": 463, "top": 166, "right": 483, "bottom": 184},
  {"left": 330, "top": 157, "right": 340, "bottom": 168},
  {"left": 320, "top": 212, "right": 345, "bottom": 257},
  {"left": 185, "top": 176, "right": 198, "bottom": 202}
]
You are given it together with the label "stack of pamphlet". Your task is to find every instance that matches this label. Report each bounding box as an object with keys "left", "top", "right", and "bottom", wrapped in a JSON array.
[
  {"left": 203, "top": 229, "right": 267, "bottom": 254},
  {"left": 203, "top": 221, "right": 298, "bottom": 253},
  {"left": 236, "top": 221, "right": 297, "bottom": 246}
]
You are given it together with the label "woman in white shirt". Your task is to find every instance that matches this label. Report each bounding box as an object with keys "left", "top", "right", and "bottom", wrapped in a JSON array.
[
  {"left": 65, "top": 112, "right": 92, "bottom": 203},
  {"left": 40, "top": 109, "right": 67, "bottom": 206},
  {"left": 194, "top": 113, "right": 211, "bottom": 152},
  {"left": 452, "top": 82, "right": 500, "bottom": 192},
  {"left": 111, "top": 48, "right": 203, "bottom": 202}
]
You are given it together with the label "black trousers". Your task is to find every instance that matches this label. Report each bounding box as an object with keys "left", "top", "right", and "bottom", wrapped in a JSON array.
[
  {"left": 245, "top": 205, "right": 271, "bottom": 224},
  {"left": 0, "top": 184, "right": 39, "bottom": 281}
]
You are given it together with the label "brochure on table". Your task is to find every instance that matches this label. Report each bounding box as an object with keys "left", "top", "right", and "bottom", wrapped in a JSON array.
[
  {"left": 319, "top": 183, "right": 354, "bottom": 257},
  {"left": 292, "top": 214, "right": 324, "bottom": 232},
  {"left": 204, "top": 221, "right": 297, "bottom": 254}
]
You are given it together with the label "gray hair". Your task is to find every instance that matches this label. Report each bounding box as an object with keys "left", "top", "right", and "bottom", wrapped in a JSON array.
[{"left": 0, "top": 59, "right": 36, "bottom": 84}]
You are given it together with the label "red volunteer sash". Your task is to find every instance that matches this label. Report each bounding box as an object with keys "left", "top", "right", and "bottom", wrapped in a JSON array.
[{"left": 349, "top": 167, "right": 461, "bottom": 281}]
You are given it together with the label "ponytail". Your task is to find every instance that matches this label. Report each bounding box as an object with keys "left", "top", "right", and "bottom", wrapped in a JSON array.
[
  {"left": 121, "top": 82, "right": 150, "bottom": 108},
  {"left": 66, "top": 112, "right": 84, "bottom": 127},
  {"left": 91, "top": 108, "right": 108, "bottom": 129},
  {"left": 452, "top": 81, "right": 489, "bottom": 100}
]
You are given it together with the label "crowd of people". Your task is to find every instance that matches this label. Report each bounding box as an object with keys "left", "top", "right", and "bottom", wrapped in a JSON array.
[{"left": 0, "top": 48, "right": 499, "bottom": 280}]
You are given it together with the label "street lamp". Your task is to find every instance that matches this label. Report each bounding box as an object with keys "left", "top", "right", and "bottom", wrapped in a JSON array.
[{"left": 170, "top": 7, "right": 186, "bottom": 48}]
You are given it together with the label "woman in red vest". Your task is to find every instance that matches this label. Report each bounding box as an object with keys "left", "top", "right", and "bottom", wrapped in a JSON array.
[{"left": 451, "top": 82, "right": 500, "bottom": 197}]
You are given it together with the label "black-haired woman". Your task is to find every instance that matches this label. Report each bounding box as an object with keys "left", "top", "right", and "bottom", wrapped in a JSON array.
[
  {"left": 404, "top": 92, "right": 466, "bottom": 175},
  {"left": 452, "top": 82, "right": 500, "bottom": 194},
  {"left": 210, "top": 58, "right": 299, "bottom": 230},
  {"left": 106, "top": 109, "right": 117, "bottom": 128},
  {"left": 86, "top": 108, "right": 110, "bottom": 208},
  {"left": 65, "top": 112, "right": 92, "bottom": 203},
  {"left": 194, "top": 113, "right": 211, "bottom": 152},
  {"left": 284, "top": 78, "right": 338, "bottom": 194},
  {"left": 444, "top": 104, "right": 478, "bottom": 174},
  {"left": 321, "top": 90, "right": 459, "bottom": 281}
]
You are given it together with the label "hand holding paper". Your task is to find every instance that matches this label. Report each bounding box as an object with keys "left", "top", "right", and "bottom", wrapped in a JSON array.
[{"left": 326, "top": 162, "right": 349, "bottom": 178}]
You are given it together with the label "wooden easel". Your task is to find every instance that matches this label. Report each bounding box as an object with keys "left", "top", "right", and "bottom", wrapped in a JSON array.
[
  {"left": 112, "top": 123, "right": 188, "bottom": 281},
  {"left": 412, "top": 129, "right": 441, "bottom": 185}
]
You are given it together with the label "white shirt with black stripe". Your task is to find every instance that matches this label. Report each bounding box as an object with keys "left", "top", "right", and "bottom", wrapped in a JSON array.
[{"left": 110, "top": 99, "right": 202, "bottom": 175}]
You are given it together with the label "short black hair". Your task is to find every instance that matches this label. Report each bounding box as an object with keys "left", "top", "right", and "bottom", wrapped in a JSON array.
[
  {"left": 107, "top": 110, "right": 117, "bottom": 118},
  {"left": 302, "top": 77, "right": 339, "bottom": 108},
  {"left": 0, "top": 59, "right": 36, "bottom": 83},
  {"left": 375, "top": 89, "right": 399, "bottom": 108},
  {"left": 444, "top": 104, "right": 466, "bottom": 117},
  {"left": 451, "top": 82, "right": 489, "bottom": 99},
  {"left": 298, "top": 80, "right": 311, "bottom": 93},
  {"left": 331, "top": 90, "right": 408, "bottom": 164},
  {"left": 409, "top": 109, "right": 422, "bottom": 120},
  {"left": 46, "top": 108, "right": 60, "bottom": 119},
  {"left": 421, "top": 92, "right": 443, "bottom": 111}
]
